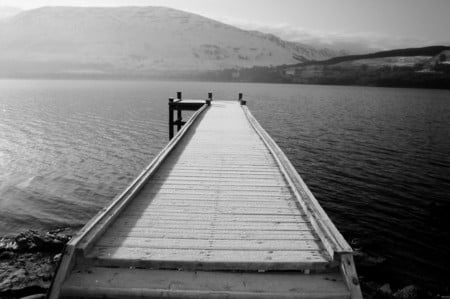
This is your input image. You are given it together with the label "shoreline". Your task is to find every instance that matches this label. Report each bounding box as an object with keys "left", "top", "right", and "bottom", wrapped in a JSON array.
[
  {"left": 0, "top": 229, "right": 71, "bottom": 299},
  {"left": 0, "top": 229, "right": 448, "bottom": 299}
]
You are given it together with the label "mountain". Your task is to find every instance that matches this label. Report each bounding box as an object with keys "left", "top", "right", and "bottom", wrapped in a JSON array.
[
  {"left": 0, "top": 6, "right": 340, "bottom": 77},
  {"left": 0, "top": 7, "right": 22, "bottom": 20}
]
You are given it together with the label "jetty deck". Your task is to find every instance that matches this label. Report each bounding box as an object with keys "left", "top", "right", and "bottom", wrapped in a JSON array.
[{"left": 49, "top": 96, "right": 362, "bottom": 298}]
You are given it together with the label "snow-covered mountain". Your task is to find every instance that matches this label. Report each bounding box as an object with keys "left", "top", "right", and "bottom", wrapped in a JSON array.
[
  {"left": 0, "top": 6, "right": 22, "bottom": 20},
  {"left": 0, "top": 6, "right": 340, "bottom": 76}
]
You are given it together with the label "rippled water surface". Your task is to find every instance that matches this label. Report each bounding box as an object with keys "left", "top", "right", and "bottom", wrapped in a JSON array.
[{"left": 1, "top": 79, "right": 449, "bottom": 289}]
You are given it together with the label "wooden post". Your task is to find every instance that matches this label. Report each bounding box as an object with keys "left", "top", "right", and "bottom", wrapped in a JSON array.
[
  {"left": 340, "top": 254, "right": 363, "bottom": 299},
  {"left": 239, "top": 93, "right": 246, "bottom": 105},
  {"left": 177, "top": 107, "right": 182, "bottom": 131},
  {"left": 176, "top": 92, "right": 182, "bottom": 132},
  {"left": 206, "top": 92, "right": 213, "bottom": 106},
  {"left": 168, "top": 98, "right": 174, "bottom": 140}
]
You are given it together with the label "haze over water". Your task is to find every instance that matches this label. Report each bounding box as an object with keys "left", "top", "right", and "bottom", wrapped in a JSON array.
[{"left": 0, "top": 79, "right": 449, "bottom": 289}]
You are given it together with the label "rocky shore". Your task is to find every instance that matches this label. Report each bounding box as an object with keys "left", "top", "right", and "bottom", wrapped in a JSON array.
[
  {"left": 0, "top": 229, "right": 448, "bottom": 299},
  {"left": 0, "top": 229, "right": 71, "bottom": 299},
  {"left": 354, "top": 250, "right": 448, "bottom": 299}
]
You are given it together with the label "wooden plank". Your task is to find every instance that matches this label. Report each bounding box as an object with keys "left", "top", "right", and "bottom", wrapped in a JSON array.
[
  {"left": 148, "top": 179, "right": 288, "bottom": 187},
  {"left": 62, "top": 267, "right": 349, "bottom": 299},
  {"left": 111, "top": 218, "right": 311, "bottom": 230},
  {"left": 127, "top": 202, "right": 298, "bottom": 210},
  {"left": 116, "top": 213, "right": 308, "bottom": 223},
  {"left": 118, "top": 213, "right": 307, "bottom": 222},
  {"left": 116, "top": 209, "right": 304, "bottom": 216},
  {"left": 105, "top": 226, "right": 316, "bottom": 236},
  {"left": 129, "top": 197, "right": 300, "bottom": 206},
  {"left": 152, "top": 176, "right": 285, "bottom": 183},
  {"left": 155, "top": 170, "right": 284, "bottom": 177},
  {"left": 135, "top": 199, "right": 296, "bottom": 210},
  {"left": 139, "top": 189, "right": 293, "bottom": 197},
  {"left": 142, "top": 184, "right": 291, "bottom": 193},
  {"left": 340, "top": 254, "right": 363, "bottom": 299},
  {"left": 159, "top": 167, "right": 281, "bottom": 173},
  {"left": 112, "top": 207, "right": 304, "bottom": 217},
  {"left": 100, "top": 230, "right": 318, "bottom": 241},
  {"left": 110, "top": 218, "right": 310, "bottom": 231},
  {"left": 85, "top": 247, "right": 332, "bottom": 271},
  {"left": 95, "top": 237, "right": 322, "bottom": 251},
  {"left": 135, "top": 191, "right": 294, "bottom": 200},
  {"left": 128, "top": 193, "right": 295, "bottom": 201}
]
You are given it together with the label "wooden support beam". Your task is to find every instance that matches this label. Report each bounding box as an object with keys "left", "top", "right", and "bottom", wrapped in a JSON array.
[
  {"left": 168, "top": 92, "right": 206, "bottom": 139},
  {"left": 239, "top": 93, "right": 246, "bottom": 105},
  {"left": 173, "top": 120, "right": 187, "bottom": 126},
  {"left": 168, "top": 97, "right": 174, "bottom": 140},
  {"left": 340, "top": 254, "right": 362, "bottom": 299},
  {"left": 177, "top": 108, "right": 182, "bottom": 131},
  {"left": 176, "top": 92, "right": 183, "bottom": 132},
  {"left": 207, "top": 92, "right": 212, "bottom": 106}
]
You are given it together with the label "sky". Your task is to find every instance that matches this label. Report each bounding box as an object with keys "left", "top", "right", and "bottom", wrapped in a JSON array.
[{"left": 1, "top": 0, "right": 449, "bottom": 52}]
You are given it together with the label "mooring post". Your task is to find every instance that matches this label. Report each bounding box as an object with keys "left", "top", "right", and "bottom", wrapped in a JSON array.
[
  {"left": 168, "top": 97, "right": 174, "bottom": 140},
  {"left": 239, "top": 93, "right": 246, "bottom": 105},
  {"left": 176, "top": 92, "right": 182, "bottom": 131},
  {"left": 206, "top": 92, "right": 213, "bottom": 106}
]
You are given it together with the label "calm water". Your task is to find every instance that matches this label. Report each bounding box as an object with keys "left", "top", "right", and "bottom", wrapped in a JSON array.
[{"left": 0, "top": 79, "right": 449, "bottom": 289}]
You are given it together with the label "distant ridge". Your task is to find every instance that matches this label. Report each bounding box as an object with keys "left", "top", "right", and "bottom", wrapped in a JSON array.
[
  {"left": 293, "top": 46, "right": 450, "bottom": 67},
  {"left": 0, "top": 6, "right": 340, "bottom": 77}
]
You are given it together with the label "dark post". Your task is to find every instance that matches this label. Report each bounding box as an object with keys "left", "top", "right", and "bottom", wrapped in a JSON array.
[
  {"left": 206, "top": 92, "right": 213, "bottom": 106},
  {"left": 177, "top": 107, "right": 182, "bottom": 131},
  {"left": 168, "top": 97, "right": 174, "bottom": 140},
  {"left": 176, "top": 92, "right": 182, "bottom": 131},
  {"left": 239, "top": 93, "right": 246, "bottom": 105}
]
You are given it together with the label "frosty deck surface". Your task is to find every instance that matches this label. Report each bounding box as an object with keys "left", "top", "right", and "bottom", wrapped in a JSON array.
[
  {"left": 86, "top": 101, "right": 331, "bottom": 270},
  {"left": 50, "top": 99, "right": 362, "bottom": 298}
]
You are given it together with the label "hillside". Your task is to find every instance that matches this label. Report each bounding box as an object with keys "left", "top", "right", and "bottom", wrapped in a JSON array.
[
  {"left": 0, "top": 6, "right": 339, "bottom": 77},
  {"left": 200, "top": 46, "right": 450, "bottom": 89},
  {"left": 293, "top": 46, "right": 450, "bottom": 67}
]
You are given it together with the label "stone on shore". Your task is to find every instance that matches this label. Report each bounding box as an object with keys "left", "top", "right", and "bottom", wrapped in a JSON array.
[
  {"left": 393, "top": 285, "right": 428, "bottom": 299},
  {"left": 0, "top": 229, "right": 71, "bottom": 299}
]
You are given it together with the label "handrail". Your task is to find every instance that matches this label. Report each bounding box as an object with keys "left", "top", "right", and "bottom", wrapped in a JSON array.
[
  {"left": 48, "top": 102, "right": 209, "bottom": 299},
  {"left": 78, "top": 103, "right": 208, "bottom": 252},
  {"left": 242, "top": 105, "right": 353, "bottom": 259}
]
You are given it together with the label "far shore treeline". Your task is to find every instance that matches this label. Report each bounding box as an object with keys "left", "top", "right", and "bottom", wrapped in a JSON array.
[{"left": 195, "top": 46, "right": 450, "bottom": 89}]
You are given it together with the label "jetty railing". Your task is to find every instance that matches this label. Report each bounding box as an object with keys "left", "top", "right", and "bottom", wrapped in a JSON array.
[{"left": 48, "top": 95, "right": 211, "bottom": 299}]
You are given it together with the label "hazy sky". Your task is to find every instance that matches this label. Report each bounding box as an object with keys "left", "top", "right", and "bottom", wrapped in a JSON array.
[{"left": 1, "top": 0, "right": 449, "bottom": 51}]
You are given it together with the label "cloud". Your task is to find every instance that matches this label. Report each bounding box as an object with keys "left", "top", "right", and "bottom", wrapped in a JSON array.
[{"left": 217, "top": 17, "right": 449, "bottom": 54}]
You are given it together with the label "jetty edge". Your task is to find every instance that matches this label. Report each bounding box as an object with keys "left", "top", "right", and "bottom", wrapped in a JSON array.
[{"left": 48, "top": 92, "right": 362, "bottom": 298}]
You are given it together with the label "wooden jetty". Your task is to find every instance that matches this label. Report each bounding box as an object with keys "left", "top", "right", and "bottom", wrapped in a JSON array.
[{"left": 49, "top": 93, "right": 362, "bottom": 298}]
